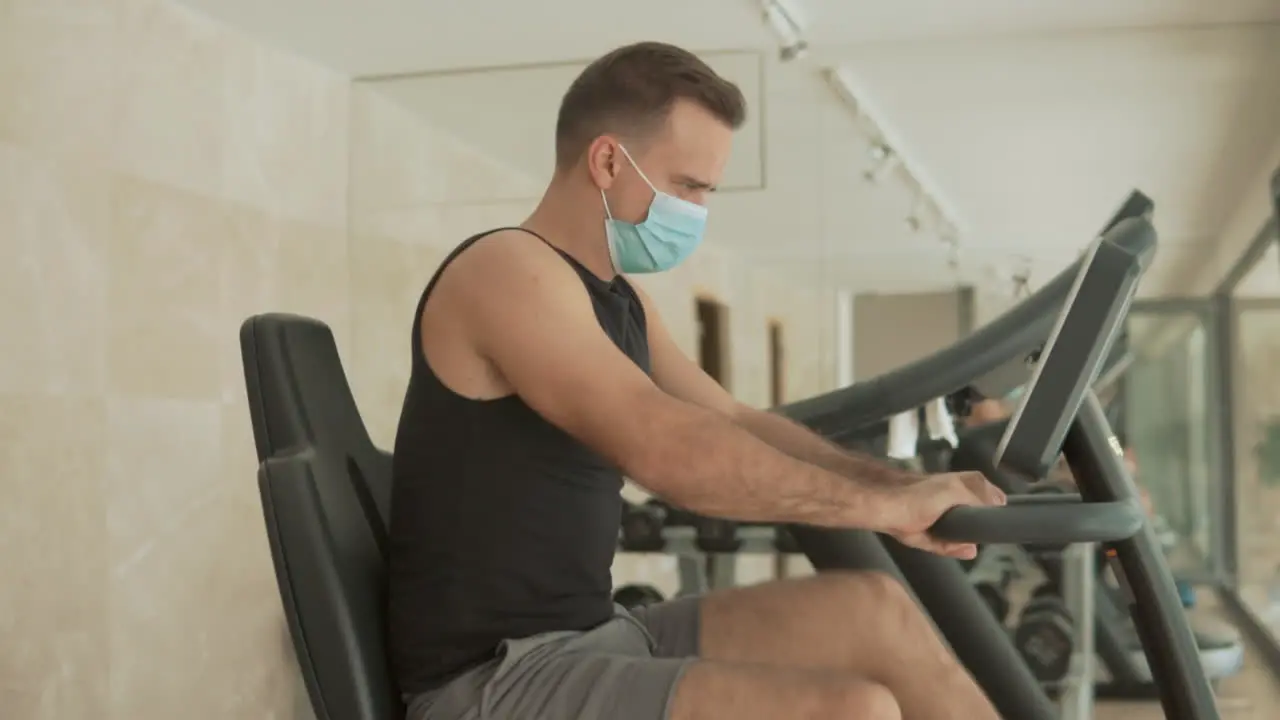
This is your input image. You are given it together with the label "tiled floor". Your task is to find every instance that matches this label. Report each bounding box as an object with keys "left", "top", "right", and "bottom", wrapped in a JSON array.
[
  {"left": 1093, "top": 644, "right": 1280, "bottom": 719},
  {"left": 1091, "top": 594, "right": 1280, "bottom": 719}
]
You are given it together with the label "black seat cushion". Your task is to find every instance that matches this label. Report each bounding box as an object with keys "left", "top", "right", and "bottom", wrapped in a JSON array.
[{"left": 240, "top": 313, "right": 403, "bottom": 720}]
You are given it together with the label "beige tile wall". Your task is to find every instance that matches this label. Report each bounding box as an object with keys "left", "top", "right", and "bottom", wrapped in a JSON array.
[
  {"left": 1, "top": 0, "right": 351, "bottom": 717},
  {"left": 0, "top": 1, "right": 842, "bottom": 718}
]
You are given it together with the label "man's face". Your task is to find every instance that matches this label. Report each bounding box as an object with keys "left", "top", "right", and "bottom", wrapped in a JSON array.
[{"left": 595, "top": 99, "right": 734, "bottom": 223}]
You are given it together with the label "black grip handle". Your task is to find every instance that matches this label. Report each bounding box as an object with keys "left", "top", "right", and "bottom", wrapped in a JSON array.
[
  {"left": 929, "top": 496, "right": 1144, "bottom": 544},
  {"left": 1015, "top": 493, "right": 1082, "bottom": 504}
]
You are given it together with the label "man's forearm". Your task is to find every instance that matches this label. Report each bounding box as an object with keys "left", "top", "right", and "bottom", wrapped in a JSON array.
[
  {"left": 734, "top": 407, "right": 922, "bottom": 486},
  {"left": 627, "top": 399, "right": 901, "bottom": 531}
]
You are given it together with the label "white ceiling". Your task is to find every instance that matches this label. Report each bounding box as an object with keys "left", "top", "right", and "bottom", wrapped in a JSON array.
[{"left": 176, "top": 0, "right": 1280, "bottom": 295}]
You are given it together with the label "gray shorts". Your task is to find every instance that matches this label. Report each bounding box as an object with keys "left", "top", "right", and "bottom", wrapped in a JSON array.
[{"left": 405, "top": 596, "right": 701, "bottom": 720}]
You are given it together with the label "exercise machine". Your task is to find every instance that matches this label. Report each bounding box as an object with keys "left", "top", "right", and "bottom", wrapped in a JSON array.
[
  {"left": 777, "top": 193, "right": 1220, "bottom": 719},
  {"left": 951, "top": 421, "right": 1245, "bottom": 696},
  {"left": 232, "top": 190, "right": 1214, "bottom": 720}
]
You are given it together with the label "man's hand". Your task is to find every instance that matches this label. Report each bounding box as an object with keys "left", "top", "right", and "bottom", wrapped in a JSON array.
[{"left": 884, "top": 472, "right": 1006, "bottom": 560}]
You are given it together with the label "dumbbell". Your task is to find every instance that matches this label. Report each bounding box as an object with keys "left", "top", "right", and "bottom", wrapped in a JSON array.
[
  {"left": 657, "top": 501, "right": 696, "bottom": 528},
  {"left": 1031, "top": 581, "right": 1060, "bottom": 600},
  {"left": 619, "top": 501, "right": 667, "bottom": 553},
  {"left": 613, "top": 584, "right": 665, "bottom": 611},
  {"left": 774, "top": 526, "right": 800, "bottom": 554},
  {"left": 1013, "top": 594, "right": 1075, "bottom": 682},
  {"left": 694, "top": 515, "right": 742, "bottom": 553},
  {"left": 968, "top": 547, "right": 1017, "bottom": 623}
]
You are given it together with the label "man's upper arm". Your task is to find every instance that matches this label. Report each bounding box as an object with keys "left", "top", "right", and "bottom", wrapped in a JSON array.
[
  {"left": 630, "top": 284, "right": 743, "bottom": 419},
  {"left": 450, "top": 234, "right": 664, "bottom": 467}
]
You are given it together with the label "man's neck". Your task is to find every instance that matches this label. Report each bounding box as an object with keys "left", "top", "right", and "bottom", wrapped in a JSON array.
[{"left": 522, "top": 180, "right": 616, "bottom": 282}]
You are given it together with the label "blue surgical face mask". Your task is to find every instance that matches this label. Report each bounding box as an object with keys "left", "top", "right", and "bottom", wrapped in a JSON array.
[{"left": 602, "top": 144, "right": 708, "bottom": 274}]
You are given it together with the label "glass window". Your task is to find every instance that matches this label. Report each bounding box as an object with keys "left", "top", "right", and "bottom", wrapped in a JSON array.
[
  {"left": 1235, "top": 241, "right": 1280, "bottom": 298},
  {"left": 1231, "top": 237, "right": 1280, "bottom": 624},
  {"left": 1123, "top": 312, "right": 1215, "bottom": 574}
]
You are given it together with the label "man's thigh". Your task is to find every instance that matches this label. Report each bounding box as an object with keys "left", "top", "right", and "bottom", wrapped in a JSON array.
[
  {"left": 697, "top": 571, "right": 935, "bottom": 673},
  {"left": 410, "top": 613, "right": 693, "bottom": 720},
  {"left": 669, "top": 661, "right": 899, "bottom": 720}
]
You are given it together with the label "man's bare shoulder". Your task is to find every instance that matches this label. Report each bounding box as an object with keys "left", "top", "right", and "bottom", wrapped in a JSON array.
[
  {"left": 432, "top": 229, "right": 579, "bottom": 304},
  {"left": 447, "top": 229, "right": 567, "bottom": 280}
]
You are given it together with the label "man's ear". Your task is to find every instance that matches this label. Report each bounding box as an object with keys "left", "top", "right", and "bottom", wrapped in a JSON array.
[{"left": 586, "top": 136, "right": 620, "bottom": 190}]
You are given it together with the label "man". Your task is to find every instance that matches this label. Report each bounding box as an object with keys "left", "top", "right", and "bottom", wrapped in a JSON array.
[{"left": 387, "top": 42, "right": 1006, "bottom": 720}]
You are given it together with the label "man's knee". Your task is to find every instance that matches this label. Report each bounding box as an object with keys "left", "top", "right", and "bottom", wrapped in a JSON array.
[
  {"left": 819, "top": 571, "right": 912, "bottom": 609},
  {"left": 816, "top": 571, "right": 925, "bottom": 634}
]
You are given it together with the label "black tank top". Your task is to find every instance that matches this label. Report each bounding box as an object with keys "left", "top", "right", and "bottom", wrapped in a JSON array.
[{"left": 387, "top": 228, "right": 650, "bottom": 695}]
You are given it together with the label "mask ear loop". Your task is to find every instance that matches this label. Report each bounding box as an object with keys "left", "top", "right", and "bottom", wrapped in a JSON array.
[
  {"left": 616, "top": 143, "right": 659, "bottom": 193},
  {"left": 600, "top": 190, "right": 614, "bottom": 220},
  {"left": 599, "top": 143, "right": 629, "bottom": 221}
]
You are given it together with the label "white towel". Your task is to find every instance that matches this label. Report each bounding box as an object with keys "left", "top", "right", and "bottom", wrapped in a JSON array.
[
  {"left": 924, "top": 397, "right": 959, "bottom": 448},
  {"left": 887, "top": 410, "right": 920, "bottom": 460}
]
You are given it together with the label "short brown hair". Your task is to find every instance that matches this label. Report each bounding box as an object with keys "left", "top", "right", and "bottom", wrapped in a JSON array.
[{"left": 554, "top": 42, "right": 747, "bottom": 169}]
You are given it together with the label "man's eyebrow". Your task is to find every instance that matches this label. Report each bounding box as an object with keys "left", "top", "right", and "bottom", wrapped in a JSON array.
[{"left": 675, "top": 174, "right": 717, "bottom": 192}]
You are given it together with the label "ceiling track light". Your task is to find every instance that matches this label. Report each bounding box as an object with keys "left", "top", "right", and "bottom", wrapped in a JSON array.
[
  {"left": 822, "top": 65, "right": 967, "bottom": 249},
  {"left": 946, "top": 242, "right": 962, "bottom": 271},
  {"left": 862, "top": 149, "right": 900, "bottom": 185},
  {"left": 938, "top": 223, "right": 959, "bottom": 246},
  {"left": 905, "top": 212, "right": 922, "bottom": 233},
  {"left": 905, "top": 191, "right": 938, "bottom": 234},
  {"left": 762, "top": 0, "right": 809, "bottom": 62}
]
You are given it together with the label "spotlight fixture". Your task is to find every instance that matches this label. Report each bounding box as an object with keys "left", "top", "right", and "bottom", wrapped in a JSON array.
[
  {"left": 946, "top": 241, "right": 962, "bottom": 271},
  {"left": 867, "top": 141, "right": 891, "bottom": 162},
  {"left": 762, "top": 0, "right": 809, "bottom": 63},
  {"left": 778, "top": 41, "right": 809, "bottom": 63},
  {"left": 861, "top": 151, "right": 899, "bottom": 184},
  {"left": 904, "top": 193, "right": 927, "bottom": 233}
]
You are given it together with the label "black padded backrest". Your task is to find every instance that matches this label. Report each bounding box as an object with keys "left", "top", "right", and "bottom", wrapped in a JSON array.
[
  {"left": 238, "top": 313, "right": 403, "bottom": 720},
  {"left": 239, "top": 313, "right": 393, "bottom": 547},
  {"left": 260, "top": 446, "right": 402, "bottom": 720}
]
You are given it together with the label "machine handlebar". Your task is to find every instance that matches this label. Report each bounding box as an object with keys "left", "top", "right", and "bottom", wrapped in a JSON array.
[{"left": 930, "top": 494, "right": 1144, "bottom": 545}]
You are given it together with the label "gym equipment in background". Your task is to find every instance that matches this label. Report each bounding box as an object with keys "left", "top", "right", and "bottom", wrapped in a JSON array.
[
  {"left": 614, "top": 501, "right": 805, "bottom": 598},
  {"left": 612, "top": 584, "right": 665, "bottom": 610},
  {"left": 619, "top": 500, "right": 668, "bottom": 552},
  {"left": 968, "top": 545, "right": 1019, "bottom": 623},
  {"left": 694, "top": 516, "right": 743, "bottom": 554}
]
